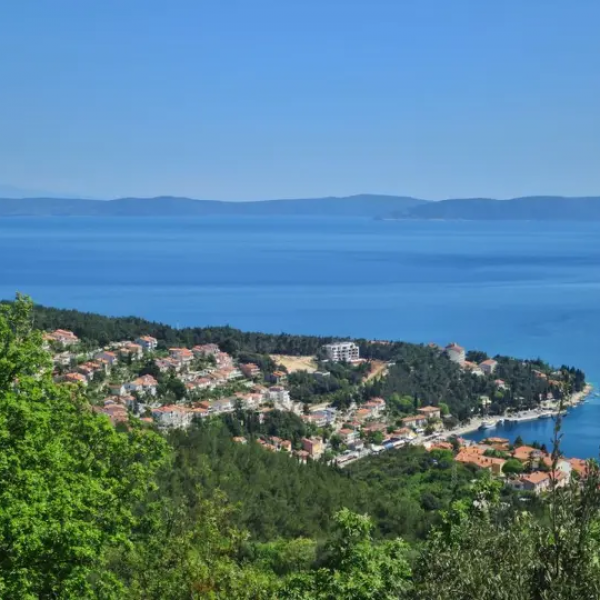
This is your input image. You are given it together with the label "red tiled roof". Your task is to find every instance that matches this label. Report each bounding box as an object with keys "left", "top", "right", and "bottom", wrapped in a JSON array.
[{"left": 521, "top": 471, "right": 550, "bottom": 485}]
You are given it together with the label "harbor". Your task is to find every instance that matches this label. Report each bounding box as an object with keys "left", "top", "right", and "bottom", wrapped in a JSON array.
[
  {"left": 457, "top": 385, "right": 600, "bottom": 457},
  {"left": 444, "top": 384, "right": 594, "bottom": 437}
]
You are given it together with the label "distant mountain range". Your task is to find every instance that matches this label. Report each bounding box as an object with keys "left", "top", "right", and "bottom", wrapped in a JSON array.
[
  {"left": 0, "top": 195, "right": 425, "bottom": 218},
  {"left": 388, "top": 196, "right": 600, "bottom": 221},
  {"left": 1, "top": 194, "right": 600, "bottom": 220}
]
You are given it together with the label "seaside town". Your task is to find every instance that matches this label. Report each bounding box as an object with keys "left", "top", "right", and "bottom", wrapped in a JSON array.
[{"left": 45, "top": 329, "right": 593, "bottom": 493}]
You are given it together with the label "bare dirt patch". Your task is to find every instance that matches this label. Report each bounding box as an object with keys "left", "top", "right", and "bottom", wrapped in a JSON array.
[
  {"left": 363, "top": 360, "right": 388, "bottom": 382},
  {"left": 270, "top": 355, "right": 318, "bottom": 373}
]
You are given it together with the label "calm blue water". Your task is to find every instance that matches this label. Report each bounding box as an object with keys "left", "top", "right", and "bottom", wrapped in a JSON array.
[
  {"left": 463, "top": 396, "right": 600, "bottom": 457},
  {"left": 2, "top": 216, "right": 600, "bottom": 456}
]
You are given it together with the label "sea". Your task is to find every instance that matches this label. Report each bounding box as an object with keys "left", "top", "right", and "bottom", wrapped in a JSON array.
[{"left": 2, "top": 216, "right": 600, "bottom": 457}]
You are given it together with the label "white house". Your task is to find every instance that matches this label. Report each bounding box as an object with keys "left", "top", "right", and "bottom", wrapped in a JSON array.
[
  {"left": 494, "top": 379, "right": 508, "bottom": 390},
  {"left": 446, "top": 343, "right": 466, "bottom": 363},
  {"left": 126, "top": 374, "right": 158, "bottom": 396},
  {"left": 120, "top": 342, "right": 143, "bottom": 360},
  {"left": 169, "top": 348, "right": 194, "bottom": 363},
  {"left": 210, "top": 398, "right": 234, "bottom": 414},
  {"left": 236, "top": 393, "right": 263, "bottom": 410},
  {"left": 480, "top": 359, "right": 498, "bottom": 375},
  {"left": 418, "top": 405, "right": 441, "bottom": 420},
  {"left": 95, "top": 350, "right": 119, "bottom": 365},
  {"left": 192, "top": 343, "right": 220, "bottom": 358},
  {"left": 109, "top": 382, "right": 127, "bottom": 396},
  {"left": 322, "top": 342, "right": 360, "bottom": 362},
  {"left": 155, "top": 357, "right": 182, "bottom": 373},
  {"left": 151, "top": 405, "right": 194, "bottom": 429},
  {"left": 136, "top": 336, "right": 158, "bottom": 351},
  {"left": 401, "top": 414, "right": 428, "bottom": 429},
  {"left": 364, "top": 397, "right": 386, "bottom": 418},
  {"left": 461, "top": 361, "right": 484, "bottom": 376},
  {"left": 47, "top": 329, "right": 79, "bottom": 346},
  {"left": 268, "top": 386, "right": 292, "bottom": 410},
  {"left": 339, "top": 428, "right": 359, "bottom": 445}
]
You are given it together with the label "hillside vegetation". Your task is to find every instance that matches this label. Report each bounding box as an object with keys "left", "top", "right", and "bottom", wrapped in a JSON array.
[{"left": 1, "top": 296, "right": 599, "bottom": 599}]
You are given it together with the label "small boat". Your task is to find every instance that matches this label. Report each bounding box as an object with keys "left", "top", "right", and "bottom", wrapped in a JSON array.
[
  {"left": 478, "top": 420, "right": 494, "bottom": 431},
  {"left": 538, "top": 413, "right": 553, "bottom": 420}
]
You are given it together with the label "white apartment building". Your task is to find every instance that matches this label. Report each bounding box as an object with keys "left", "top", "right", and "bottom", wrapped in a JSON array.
[
  {"left": 268, "top": 386, "right": 292, "bottom": 410},
  {"left": 323, "top": 341, "right": 360, "bottom": 362}
]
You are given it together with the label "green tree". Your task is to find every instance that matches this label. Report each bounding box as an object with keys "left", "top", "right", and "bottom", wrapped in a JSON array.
[
  {"left": 368, "top": 430, "right": 385, "bottom": 445},
  {"left": 415, "top": 463, "right": 600, "bottom": 600},
  {"left": 503, "top": 458, "right": 524, "bottom": 475},
  {"left": 280, "top": 509, "right": 411, "bottom": 599},
  {"left": 329, "top": 434, "right": 342, "bottom": 451},
  {"left": 113, "top": 493, "right": 277, "bottom": 600},
  {"left": 0, "top": 295, "right": 169, "bottom": 599}
]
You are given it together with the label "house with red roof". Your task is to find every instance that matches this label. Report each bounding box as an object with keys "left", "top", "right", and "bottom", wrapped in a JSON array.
[
  {"left": 95, "top": 350, "right": 118, "bottom": 366},
  {"left": 126, "top": 374, "right": 158, "bottom": 396},
  {"left": 446, "top": 343, "right": 466, "bottom": 363},
  {"left": 240, "top": 363, "right": 261, "bottom": 379},
  {"left": 401, "top": 414, "right": 428, "bottom": 429},
  {"left": 494, "top": 380, "right": 507, "bottom": 391},
  {"left": 418, "top": 405, "right": 442, "bottom": 420},
  {"left": 364, "top": 397, "right": 386, "bottom": 418},
  {"left": 512, "top": 445, "right": 543, "bottom": 465},
  {"left": 513, "top": 471, "right": 551, "bottom": 494},
  {"left": 302, "top": 437, "right": 324, "bottom": 459},
  {"left": 339, "top": 428, "right": 359, "bottom": 445},
  {"left": 455, "top": 446, "right": 505, "bottom": 475},
  {"left": 120, "top": 342, "right": 143, "bottom": 360},
  {"left": 169, "top": 348, "right": 194, "bottom": 363},
  {"left": 479, "top": 359, "right": 498, "bottom": 375},
  {"left": 47, "top": 329, "right": 79, "bottom": 346},
  {"left": 151, "top": 405, "right": 194, "bottom": 429},
  {"left": 64, "top": 372, "right": 87, "bottom": 385},
  {"left": 193, "top": 343, "right": 220, "bottom": 358},
  {"left": 136, "top": 336, "right": 158, "bottom": 351}
]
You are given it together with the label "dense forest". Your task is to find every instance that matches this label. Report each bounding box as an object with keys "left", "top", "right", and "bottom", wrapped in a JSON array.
[
  {"left": 365, "top": 345, "right": 585, "bottom": 421},
  {"left": 2, "top": 296, "right": 598, "bottom": 599},
  {"left": 163, "top": 416, "right": 480, "bottom": 543}
]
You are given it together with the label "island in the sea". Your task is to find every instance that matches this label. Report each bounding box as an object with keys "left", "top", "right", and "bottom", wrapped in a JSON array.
[{"left": 2, "top": 193, "right": 600, "bottom": 220}]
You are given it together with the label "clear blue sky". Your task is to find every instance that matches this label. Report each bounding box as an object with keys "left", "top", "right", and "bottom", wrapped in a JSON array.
[{"left": 2, "top": 1, "right": 599, "bottom": 200}]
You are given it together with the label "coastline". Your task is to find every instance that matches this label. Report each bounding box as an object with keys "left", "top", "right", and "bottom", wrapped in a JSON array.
[{"left": 442, "top": 383, "right": 594, "bottom": 439}]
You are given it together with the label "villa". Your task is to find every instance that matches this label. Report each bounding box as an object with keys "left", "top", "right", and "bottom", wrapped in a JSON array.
[
  {"left": 136, "top": 335, "right": 158, "bottom": 351},
  {"left": 418, "top": 405, "right": 441, "bottom": 420},
  {"left": 446, "top": 343, "right": 466, "bottom": 363},
  {"left": 480, "top": 359, "right": 498, "bottom": 375}
]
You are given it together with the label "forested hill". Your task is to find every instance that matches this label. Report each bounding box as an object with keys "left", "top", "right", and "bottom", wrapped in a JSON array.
[
  {"left": 386, "top": 195, "right": 600, "bottom": 220},
  {"left": 25, "top": 301, "right": 586, "bottom": 421},
  {"left": 0, "top": 194, "right": 425, "bottom": 218}
]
